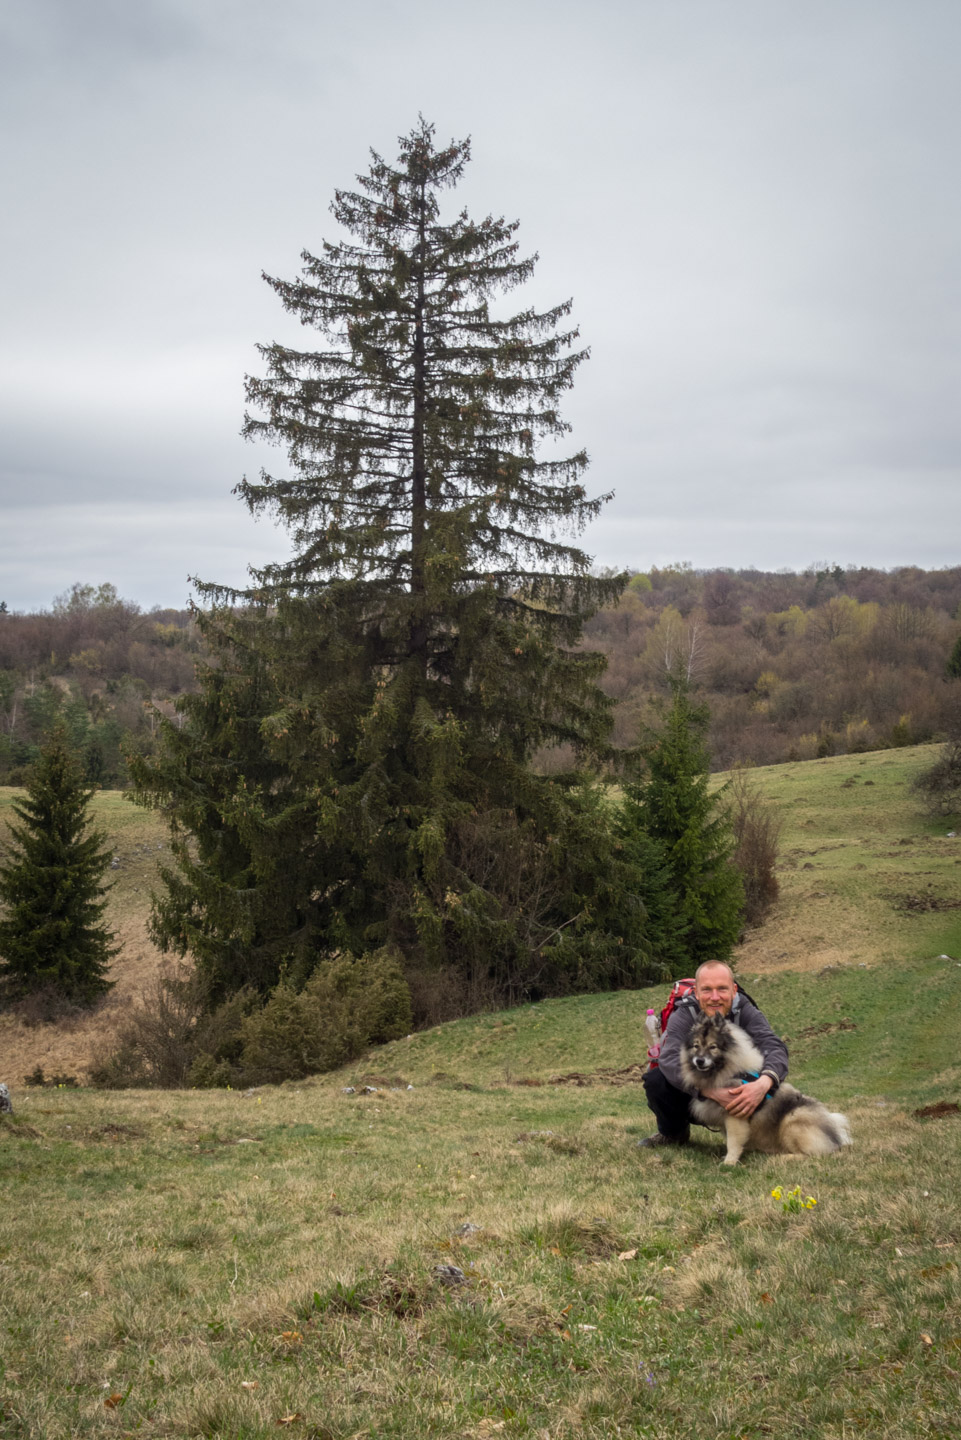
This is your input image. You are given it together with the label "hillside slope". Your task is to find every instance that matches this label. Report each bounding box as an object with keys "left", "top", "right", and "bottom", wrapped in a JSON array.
[{"left": 0, "top": 743, "right": 958, "bottom": 1085}]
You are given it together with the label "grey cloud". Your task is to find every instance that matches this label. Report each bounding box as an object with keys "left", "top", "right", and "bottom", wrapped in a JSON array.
[{"left": 1, "top": 0, "right": 959, "bottom": 609}]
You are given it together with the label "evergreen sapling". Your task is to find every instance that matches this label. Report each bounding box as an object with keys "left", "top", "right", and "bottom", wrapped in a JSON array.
[
  {"left": 620, "top": 675, "right": 744, "bottom": 966},
  {"left": 0, "top": 724, "right": 116, "bottom": 1005}
]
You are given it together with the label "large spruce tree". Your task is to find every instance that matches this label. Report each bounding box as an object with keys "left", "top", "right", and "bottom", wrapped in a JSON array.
[
  {"left": 134, "top": 120, "right": 657, "bottom": 1010},
  {"left": 0, "top": 724, "right": 116, "bottom": 1005}
]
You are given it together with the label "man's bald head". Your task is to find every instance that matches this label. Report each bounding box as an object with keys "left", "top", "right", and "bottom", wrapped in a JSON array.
[{"left": 694, "top": 961, "right": 737, "bottom": 1016}]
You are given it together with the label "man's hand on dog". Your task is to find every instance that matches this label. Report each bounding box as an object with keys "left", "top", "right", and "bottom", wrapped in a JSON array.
[{"left": 703, "top": 1075, "right": 773, "bottom": 1117}]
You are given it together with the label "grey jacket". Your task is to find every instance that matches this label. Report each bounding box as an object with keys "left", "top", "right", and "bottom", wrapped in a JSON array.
[{"left": 657, "top": 994, "right": 790, "bottom": 1094}]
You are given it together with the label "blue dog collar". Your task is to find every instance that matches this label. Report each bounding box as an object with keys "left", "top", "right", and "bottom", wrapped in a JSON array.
[{"left": 734, "top": 1070, "right": 768, "bottom": 1105}]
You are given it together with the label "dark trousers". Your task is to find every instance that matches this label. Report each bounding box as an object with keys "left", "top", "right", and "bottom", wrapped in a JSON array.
[{"left": 642, "top": 1066, "right": 695, "bottom": 1137}]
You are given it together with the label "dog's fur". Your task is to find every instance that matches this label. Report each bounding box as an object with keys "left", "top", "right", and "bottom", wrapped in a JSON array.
[{"left": 680, "top": 1012, "right": 852, "bottom": 1165}]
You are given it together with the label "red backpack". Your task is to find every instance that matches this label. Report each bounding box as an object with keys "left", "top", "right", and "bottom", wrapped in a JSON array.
[
  {"left": 644, "top": 978, "right": 697, "bottom": 1068},
  {"left": 659, "top": 978, "right": 697, "bottom": 1036}
]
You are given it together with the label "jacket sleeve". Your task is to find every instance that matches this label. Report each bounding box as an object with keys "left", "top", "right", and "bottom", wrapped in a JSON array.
[
  {"left": 656, "top": 1003, "right": 698, "bottom": 1092},
  {"left": 737, "top": 1000, "right": 789, "bottom": 1082}
]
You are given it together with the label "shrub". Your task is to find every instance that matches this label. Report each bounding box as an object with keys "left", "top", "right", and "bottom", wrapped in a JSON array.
[
  {"left": 89, "top": 967, "right": 205, "bottom": 1088},
  {"left": 727, "top": 767, "right": 782, "bottom": 927},
  {"left": 889, "top": 714, "right": 914, "bottom": 747},
  {"left": 912, "top": 723, "right": 961, "bottom": 819},
  {"left": 238, "top": 948, "right": 412, "bottom": 1085},
  {"left": 842, "top": 717, "right": 875, "bottom": 753},
  {"left": 91, "top": 949, "right": 413, "bottom": 1089},
  {"left": 186, "top": 1054, "right": 236, "bottom": 1089},
  {"left": 912, "top": 685, "right": 961, "bottom": 813},
  {"left": 5, "top": 984, "right": 91, "bottom": 1027}
]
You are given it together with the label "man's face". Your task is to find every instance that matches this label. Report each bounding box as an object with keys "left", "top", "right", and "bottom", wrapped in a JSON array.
[{"left": 695, "top": 966, "right": 735, "bottom": 1017}]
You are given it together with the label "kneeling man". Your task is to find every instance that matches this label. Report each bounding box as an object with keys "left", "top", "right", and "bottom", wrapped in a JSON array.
[{"left": 640, "top": 961, "right": 788, "bottom": 1147}]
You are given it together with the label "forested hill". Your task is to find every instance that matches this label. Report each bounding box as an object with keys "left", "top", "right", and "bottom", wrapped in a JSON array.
[
  {"left": 0, "top": 584, "right": 198, "bottom": 785},
  {"left": 1, "top": 565, "right": 959, "bottom": 784},
  {"left": 583, "top": 562, "right": 961, "bottom": 768}
]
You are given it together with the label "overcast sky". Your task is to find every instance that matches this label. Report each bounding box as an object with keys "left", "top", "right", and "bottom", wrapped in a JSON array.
[{"left": 2, "top": 0, "right": 960, "bottom": 612}]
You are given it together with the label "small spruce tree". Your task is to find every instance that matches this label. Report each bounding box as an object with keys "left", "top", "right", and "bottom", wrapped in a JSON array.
[
  {"left": 621, "top": 675, "right": 744, "bottom": 967},
  {"left": 0, "top": 724, "right": 116, "bottom": 1004}
]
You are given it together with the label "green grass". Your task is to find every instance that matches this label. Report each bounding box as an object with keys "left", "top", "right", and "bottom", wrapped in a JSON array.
[
  {"left": 1, "top": 747, "right": 960, "bottom": 1438},
  {"left": 2, "top": 967, "right": 960, "bottom": 1438},
  {"left": 370, "top": 946, "right": 961, "bottom": 1103},
  {"left": 2, "top": 1034, "right": 960, "bottom": 1440}
]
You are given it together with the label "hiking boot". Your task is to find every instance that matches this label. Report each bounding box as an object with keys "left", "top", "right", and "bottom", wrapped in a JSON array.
[{"left": 638, "top": 1128, "right": 689, "bottom": 1148}]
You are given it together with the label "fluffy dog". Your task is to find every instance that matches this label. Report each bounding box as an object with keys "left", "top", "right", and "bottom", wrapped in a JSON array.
[{"left": 680, "top": 1012, "right": 852, "bottom": 1165}]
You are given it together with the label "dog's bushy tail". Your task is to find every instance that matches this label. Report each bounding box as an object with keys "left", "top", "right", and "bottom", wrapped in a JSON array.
[{"left": 829, "top": 1113, "right": 853, "bottom": 1147}]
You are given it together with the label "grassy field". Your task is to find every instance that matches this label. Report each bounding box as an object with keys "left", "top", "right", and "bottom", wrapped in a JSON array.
[
  {"left": 728, "top": 746, "right": 961, "bottom": 979},
  {"left": 1, "top": 746, "right": 960, "bottom": 1438}
]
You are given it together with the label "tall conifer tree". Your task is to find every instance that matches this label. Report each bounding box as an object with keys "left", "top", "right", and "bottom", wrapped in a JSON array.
[
  {"left": 135, "top": 121, "right": 654, "bottom": 1007},
  {"left": 0, "top": 724, "right": 116, "bottom": 1004}
]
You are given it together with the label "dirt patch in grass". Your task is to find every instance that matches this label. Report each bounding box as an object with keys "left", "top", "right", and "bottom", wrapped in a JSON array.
[
  {"left": 913, "top": 1101, "right": 960, "bottom": 1119},
  {"left": 548, "top": 1063, "right": 648, "bottom": 1087},
  {"left": 0, "top": 1116, "right": 42, "bottom": 1140},
  {"left": 90, "top": 1122, "right": 145, "bottom": 1141},
  {"left": 890, "top": 893, "right": 961, "bottom": 913},
  {"left": 795, "top": 1018, "right": 857, "bottom": 1039},
  {"left": 520, "top": 1211, "right": 627, "bottom": 1259},
  {"left": 312, "top": 1270, "right": 435, "bottom": 1320},
  {"left": 513, "top": 1131, "right": 584, "bottom": 1155}
]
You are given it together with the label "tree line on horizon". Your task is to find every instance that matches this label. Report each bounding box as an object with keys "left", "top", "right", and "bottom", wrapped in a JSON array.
[
  {"left": 1, "top": 561, "right": 959, "bottom": 788},
  {"left": 584, "top": 559, "right": 961, "bottom": 766}
]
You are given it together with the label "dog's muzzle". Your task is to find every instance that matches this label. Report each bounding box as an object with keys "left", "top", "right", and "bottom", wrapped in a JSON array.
[{"left": 692, "top": 1055, "right": 714, "bottom": 1072}]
